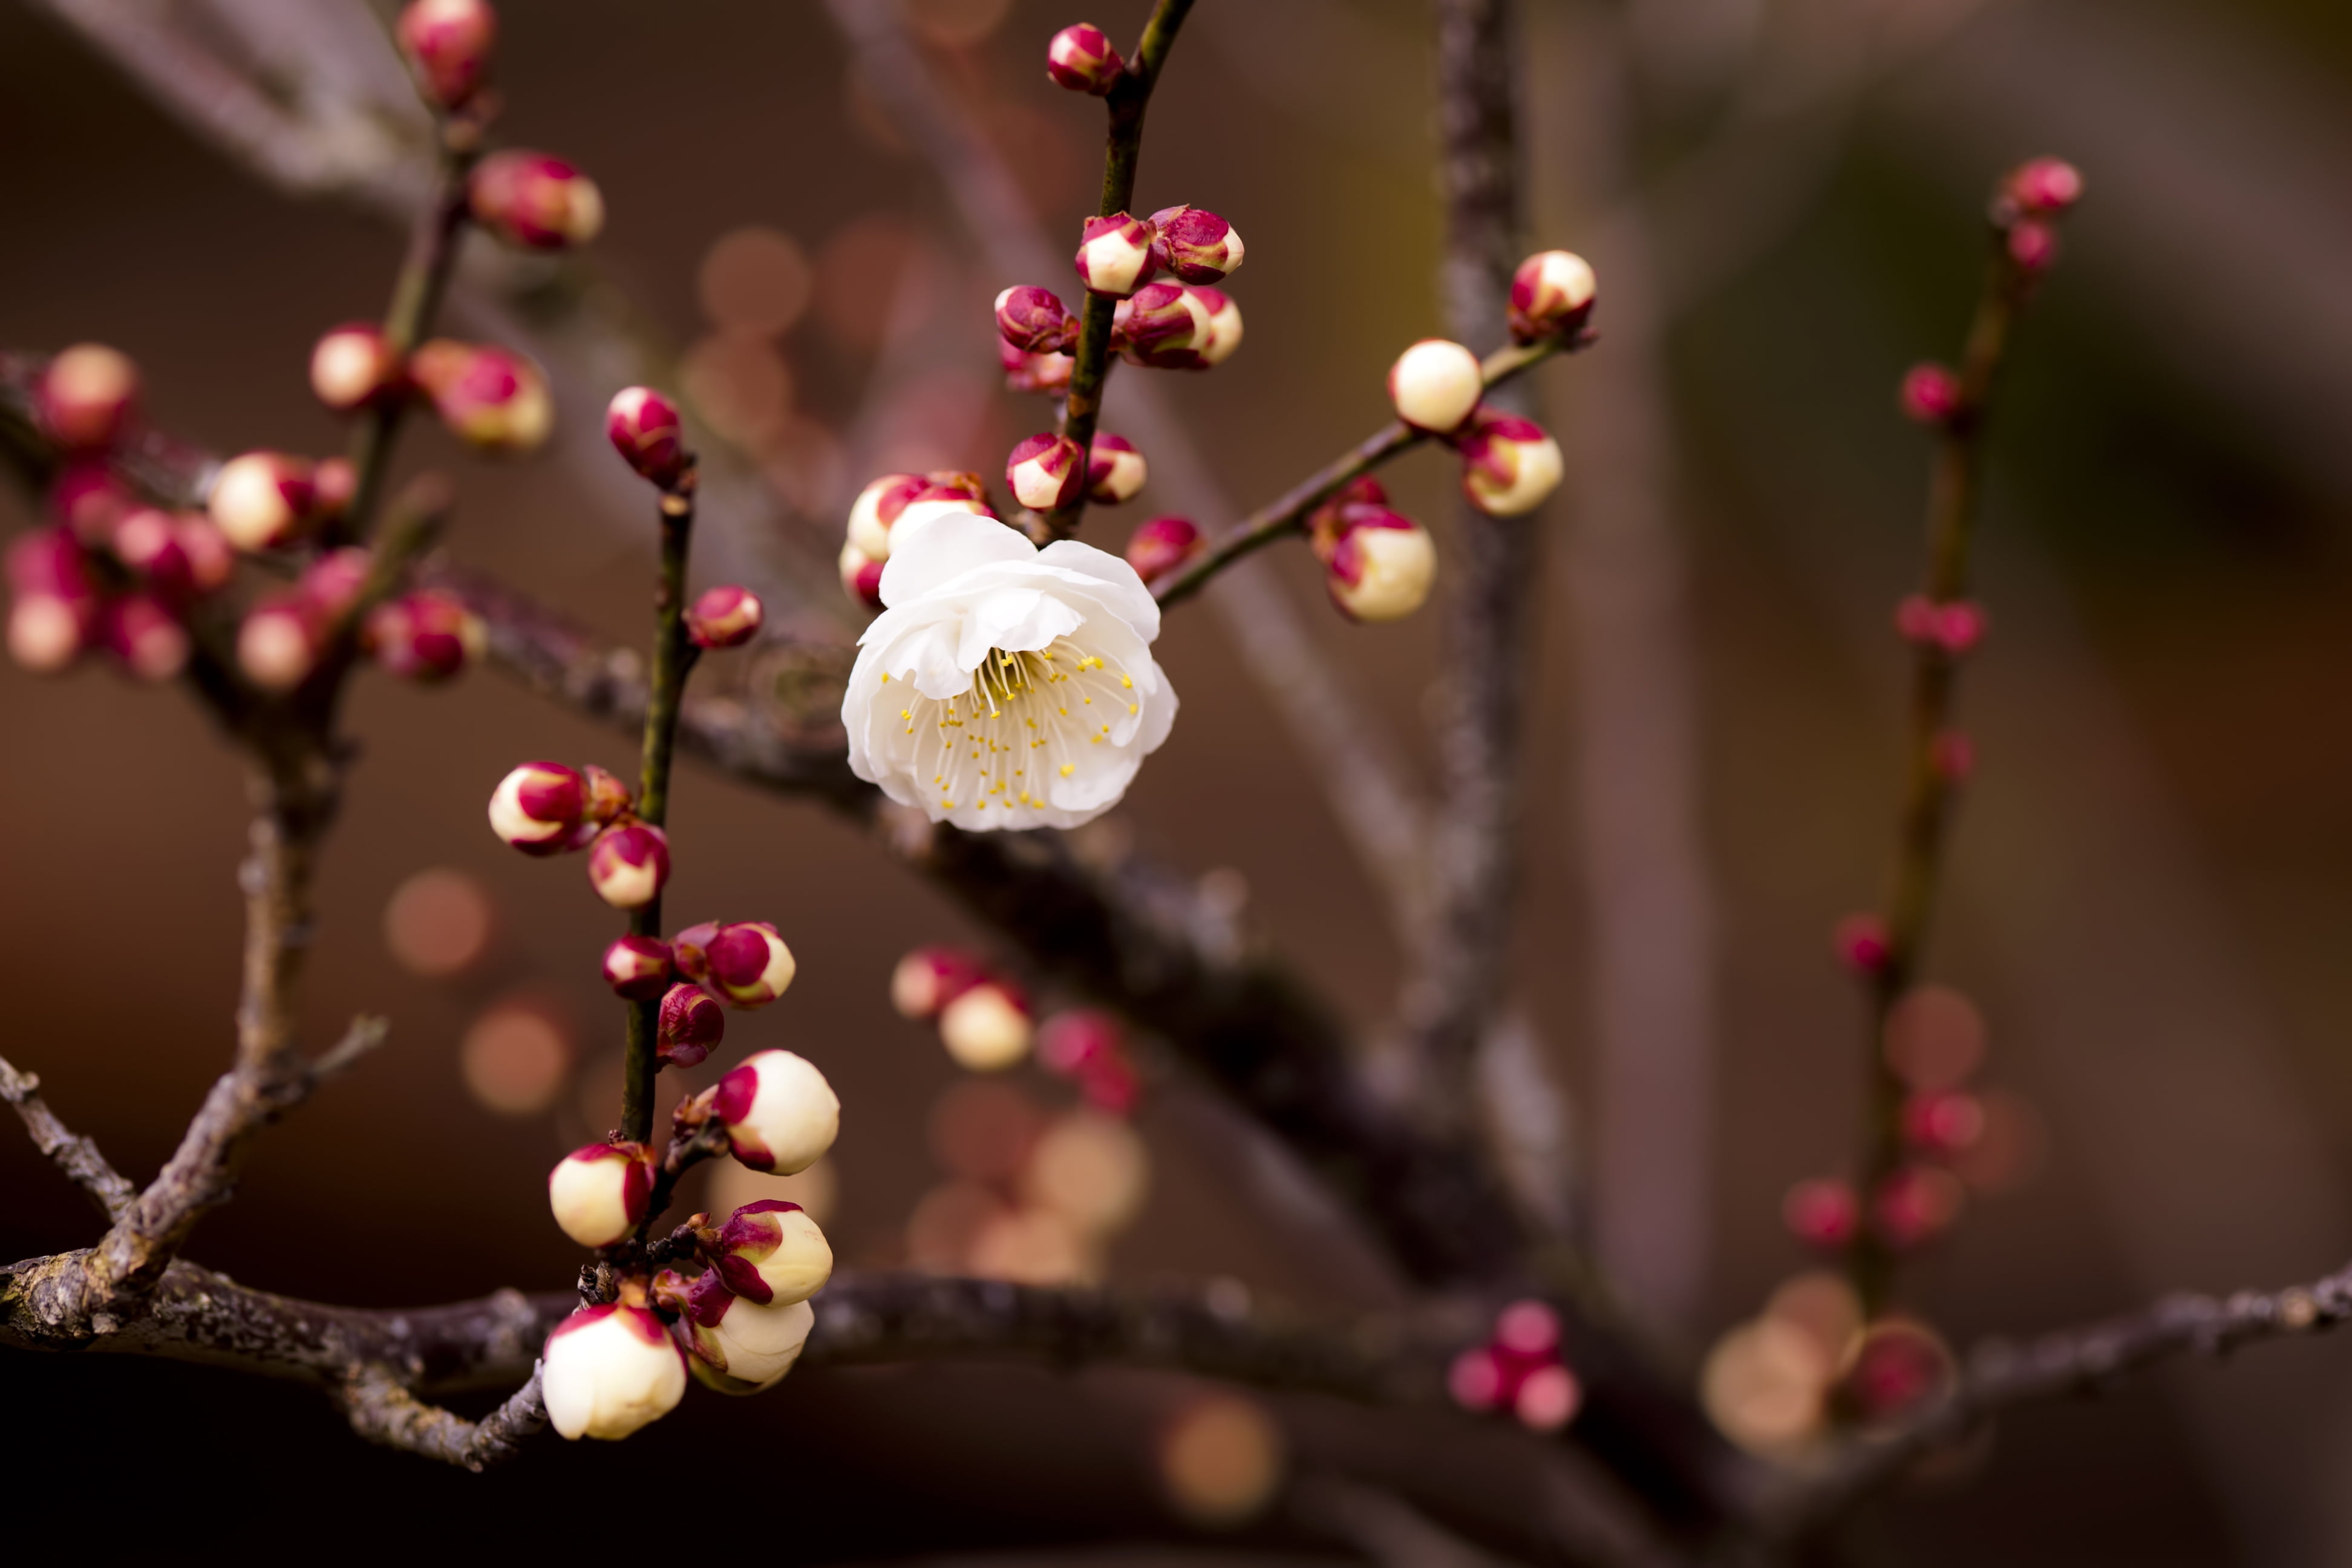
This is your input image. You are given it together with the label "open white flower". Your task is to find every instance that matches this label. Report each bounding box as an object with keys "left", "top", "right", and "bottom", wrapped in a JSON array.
[{"left": 844, "top": 511, "right": 1177, "bottom": 831}]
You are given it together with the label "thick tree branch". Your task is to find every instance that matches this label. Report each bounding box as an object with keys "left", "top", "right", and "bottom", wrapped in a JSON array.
[{"left": 0, "top": 1053, "right": 136, "bottom": 1221}]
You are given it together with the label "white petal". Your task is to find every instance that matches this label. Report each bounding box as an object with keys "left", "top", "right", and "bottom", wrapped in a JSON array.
[{"left": 877, "top": 511, "right": 1034, "bottom": 606}]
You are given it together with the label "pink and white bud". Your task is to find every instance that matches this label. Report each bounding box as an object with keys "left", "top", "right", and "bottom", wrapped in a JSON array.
[
  {"left": 1037, "top": 1010, "right": 1120, "bottom": 1077},
  {"left": 996, "top": 286, "right": 1079, "bottom": 354},
  {"left": 1000, "top": 336, "right": 1075, "bottom": 394},
  {"left": 1084, "top": 431, "right": 1147, "bottom": 505},
  {"left": 299, "top": 547, "right": 373, "bottom": 624},
  {"left": 1388, "top": 339, "right": 1484, "bottom": 434},
  {"left": 669, "top": 920, "right": 719, "bottom": 984},
  {"left": 601, "top": 935, "right": 674, "bottom": 999},
  {"left": 175, "top": 517, "right": 235, "bottom": 595},
  {"left": 2007, "top": 220, "right": 2060, "bottom": 275},
  {"left": 587, "top": 822, "right": 670, "bottom": 910},
  {"left": 1782, "top": 1176, "right": 1860, "bottom": 1250},
  {"left": 1147, "top": 206, "right": 1244, "bottom": 284},
  {"left": 103, "top": 593, "right": 189, "bottom": 682},
  {"left": 657, "top": 982, "right": 725, "bottom": 1068},
  {"left": 680, "top": 1275, "right": 815, "bottom": 1395},
  {"left": 1074, "top": 213, "right": 1157, "bottom": 299},
  {"left": 7, "top": 529, "right": 98, "bottom": 671},
  {"left": 488, "top": 759, "right": 587, "bottom": 855},
  {"left": 1457, "top": 408, "right": 1563, "bottom": 517},
  {"left": 605, "top": 385, "right": 688, "bottom": 489},
  {"left": 208, "top": 451, "right": 319, "bottom": 552},
  {"left": 846, "top": 472, "right": 926, "bottom": 561},
  {"left": 1006, "top": 433, "right": 1086, "bottom": 511},
  {"left": 711, "top": 1199, "right": 834, "bottom": 1306},
  {"left": 1325, "top": 508, "right": 1436, "bottom": 623},
  {"left": 365, "top": 589, "right": 483, "bottom": 682},
  {"left": 547, "top": 1140, "right": 654, "bottom": 1247},
  {"left": 1116, "top": 283, "right": 1238, "bottom": 370},
  {"left": 2005, "top": 157, "right": 2083, "bottom": 217},
  {"left": 939, "top": 980, "right": 1033, "bottom": 1072},
  {"left": 111, "top": 509, "right": 193, "bottom": 600},
  {"left": 313, "top": 456, "right": 358, "bottom": 524},
  {"left": 1515, "top": 1364, "right": 1583, "bottom": 1431},
  {"left": 839, "top": 540, "right": 885, "bottom": 610},
  {"left": 309, "top": 323, "right": 403, "bottom": 414},
  {"left": 686, "top": 585, "right": 763, "bottom": 649},
  {"left": 7, "top": 595, "right": 85, "bottom": 674},
  {"left": 1045, "top": 22, "right": 1124, "bottom": 94},
  {"left": 48, "top": 463, "right": 132, "bottom": 546},
  {"left": 713, "top": 1049, "right": 840, "bottom": 1175},
  {"left": 1123, "top": 515, "right": 1201, "bottom": 583},
  {"left": 541, "top": 1303, "right": 687, "bottom": 1441},
  {"left": 469, "top": 151, "right": 604, "bottom": 250},
  {"left": 699, "top": 921, "right": 797, "bottom": 1008},
  {"left": 890, "top": 946, "right": 984, "bottom": 1019},
  {"left": 396, "top": 0, "right": 497, "bottom": 111},
  {"left": 1903, "top": 1089, "right": 1987, "bottom": 1157},
  {"left": 1833, "top": 912, "right": 1892, "bottom": 975},
  {"left": 1508, "top": 250, "right": 1597, "bottom": 342},
  {"left": 236, "top": 596, "right": 324, "bottom": 691},
  {"left": 1900, "top": 363, "right": 1963, "bottom": 426},
  {"left": 410, "top": 340, "right": 552, "bottom": 454},
  {"left": 36, "top": 344, "right": 139, "bottom": 452}
]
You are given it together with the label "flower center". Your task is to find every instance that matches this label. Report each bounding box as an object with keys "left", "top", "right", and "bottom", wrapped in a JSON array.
[{"left": 895, "top": 636, "right": 1139, "bottom": 817}]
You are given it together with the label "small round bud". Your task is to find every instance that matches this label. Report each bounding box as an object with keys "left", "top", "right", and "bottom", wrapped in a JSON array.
[
  {"left": 299, "top": 546, "right": 373, "bottom": 624},
  {"left": 713, "top": 1049, "right": 841, "bottom": 1175},
  {"left": 2006, "top": 219, "right": 2060, "bottom": 275},
  {"left": 680, "top": 1276, "right": 815, "bottom": 1396},
  {"left": 541, "top": 1302, "right": 688, "bottom": 1441},
  {"left": 2005, "top": 157, "right": 2083, "bottom": 217},
  {"left": 1894, "top": 595, "right": 1985, "bottom": 657},
  {"left": 701, "top": 921, "right": 797, "bottom": 1009},
  {"left": 1147, "top": 206, "right": 1244, "bottom": 284},
  {"left": 1001, "top": 336, "right": 1075, "bottom": 394},
  {"left": 1515, "top": 1364, "right": 1583, "bottom": 1432},
  {"left": 892, "top": 946, "right": 985, "bottom": 1019},
  {"left": 7, "top": 595, "right": 86, "bottom": 675},
  {"left": 103, "top": 593, "right": 190, "bottom": 682},
  {"left": 839, "top": 540, "right": 885, "bottom": 609},
  {"left": 236, "top": 596, "right": 324, "bottom": 691},
  {"left": 686, "top": 585, "right": 763, "bottom": 649},
  {"left": 587, "top": 822, "right": 670, "bottom": 910},
  {"left": 208, "top": 451, "right": 319, "bottom": 552},
  {"left": 657, "top": 982, "right": 725, "bottom": 1068},
  {"left": 111, "top": 509, "right": 193, "bottom": 600},
  {"left": 314, "top": 456, "right": 359, "bottom": 521},
  {"left": 1834, "top": 1318, "right": 1955, "bottom": 1428},
  {"left": 396, "top": 0, "right": 497, "bottom": 111},
  {"left": 1388, "top": 339, "right": 1484, "bottom": 434},
  {"left": 1902, "top": 1089, "right": 1987, "bottom": 1157},
  {"left": 605, "top": 386, "right": 688, "bottom": 489},
  {"left": 1006, "top": 433, "right": 1086, "bottom": 512},
  {"left": 1046, "top": 22, "right": 1124, "bottom": 94},
  {"left": 1782, "top": 1176, "right": 1860, "bottom": 1250},
  {"left": 49, "top": 463, "right": 133, "bottom": 546},
  {"left": 1899, "top": 363, "right": 1962, "bottom": 426},
  {"left": 1873, "top": 1165, "right": 1965, "bottom": 1249},
  {"left": 580, "top": 765, "right": 635, "bottom": 826},
  {"left": 1508, "top": 250, "right": 1596, "bottom": 342},
  {"left": 1074, "top": 213, "right": 1157, "bottom": 299},
  {"left": 1037, "top": 1009, "right": 1121, "bottom": 1077},
  {"left": 364, "top": 589, "right": 483, "bottom": 682},
  {"left": 995, "top": 286, "right": 1079, "bottom": 354},
  {"left": 469, "top": 151, "right": 604, "bottom": 250},
  {"left": 846, "top": 472, "right": 927, "bottom": 561},
  {"left": 309, "top": 323, "right": 403, "bottom": 414},
  {"left": 711, "top": 1198, "right": 834, "bottom": 1306},
  {"left": 1116, "top": 283, "right": 1240, "bottom": 370},
  {"left": 7, "top": 528, "right": 97, "bottom": 631},
  {"left": 1124, "top": 515, "right": 1202, "bottom": 583},
  {"left": 1325, "top": 508, "right": 1435, "bottom": 623},
  {"left": 1833, "top": 912, "right": 1892, "bottom": 975},
  {"left": 547, "top": 1140, "right": 655, "bottom": 1248},
  {"left": 1085, "top": 432, "right": 1146, "bottom": 505},
  {"left": 488, "top": 760, "right": 587, "bottom": 855},
  {"left": 1457, "top": 408, "right": 1563, "bottom": 517},
  {"left": 410, "top": 340, "right": 552, "bottom": 454},
  {"left": 173, "top": 517, "right": 236, "bottom": 595},
  {"left": 939, "top": 980, "right": 1033, "bottom": 1073},
  {"left": 36, "top": 344, "right": 140, "bottom": 452},
  {"left": 601, "top": 935, "right": 675, "bottom": 999}
]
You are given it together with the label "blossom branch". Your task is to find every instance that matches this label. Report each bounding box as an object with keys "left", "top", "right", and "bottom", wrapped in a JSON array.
[
  {"left": 0, "top": 1052, "right": 136, "bottom": 1221},
  {"left": 338, "top": 1366, "right": 547, "bottom": 1471}
]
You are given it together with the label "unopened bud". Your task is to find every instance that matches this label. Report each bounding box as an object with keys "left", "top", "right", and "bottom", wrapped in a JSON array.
[
  {"left": 845, "top": 472, "right": 927, "bottom": 561},
  {"left": 1900, "top": 363, "right": 1963, "bottom": 426},
  {"left": 839, "top": 540, "right": 885, "bottom": 609},
  {"left": 7, "top": 595, "right": 85, "bottom": 675},
  {"left": 174, "top": 517, "right": 236, "bottom": 595},
  {"left": 1037, "top": 1009, "right": 1120, "bottom": 1077},
  {"left": 1833, "top": 912, "right": 1892, "bottom": 975},
  {"left": 1835, "top": 1318, "right": 1955, "bottom": 1427},
  {"left": 1894, "top": 595, "right": 1985, "bottom": 656},
  {"left": 1001, "top": 336, "right": 1075, "bottom": 394},
  {"left": 236, "top": 596, "right": 323, "bottom": 691},
  {"left": 2006, "top": 220, "right": 2060, "bottom": 275},
  {"left": 939, "top": 980, "right": 1033, "bottom": 1072},
  {"left": 547, "top": 1140, "right": 654, "bottom": 1247},
  {"left": 314, "top": 456, "right": 359, "bottom": 522},
  {"left": 686, "top": 585, "right": 763, "bottom": 649},
  {"left": 299, "top": 546, "right": 373, "bottom": 624},
  {"left": 469, "top": 150, "right": 604, "bottom": 250},
  {"left": 1457, "top": 408, "right": 1563, "bottom": 517},
  {"left": 1045, "top": 22, "right": 1124, "bottom": 94},
  {"left": 1325, "top": 508, "right": 1436, "bottom": 622},
  {"left": 1873, "top": 1165, "right": 1965, "bottom": 1249},
  {"left": 7, "top": 531, "right": 98, "bottom": 674},
  {"left": 699, "top": 921, "right": 797, "bottom": 1008},
  {"left": 36, "top": 344, "right": 139, "bottom": 452},
  {"left": 605, "top": 385, "right": 688, "bottom": 489},
  {"left": 111, "top": 509, "right": 194, "bottom": 599},
  {"left": 1007, "top": 433, "right": 1086, "bottom": 511},
  {"left": 890, "top": 945, "right": 985, "bottom": 1019},
  {"left": 541, "top": 1302, "right": 688, "bottom": 1442},
  {"left": 1782, "top": 1176, "right": 1860, "bottom": 1250},
  {"left": 602, "top": 935, "right": 674, "bottom": 999},
  {"left": 995, "top": 286, "right": 1079, "bottom": 354},
  {"left": 1124, "top": 515, "right": 1201, "bottom": 582},
  {"left": 581, "top": 763, "right": 635, "bottom": 826},
  {"left": 1389, "top": 339, "right": 1483, "bottom": 434},
  {"left": 365, "top": 589, "right": 483, "bottom": 682},
  {"left": 1147, "top": 206, "right": 1244, "bottom": 284},
  {"left": 410, "top": 340, "right": 552, "bottom": 454},
  {"left": 1903, "top": 1089, "right": 1986, "bottom": 1157},
  {"left": 2004, "top": 157, "right": 2083, "bottom": 217},
  {"left": 658, "top": 982, "right": 725, "bottom": 1068},
  {"left": 49, "top": 463, "right": 132, "bottom": 546},
  {"left": 680, "top": 1276, "right": 815, "bottom": 1396},
  {"left": 1086, "top": 432, "right": 1146, "bottom": 504},
  {"left": 396, "top": 0, "right": 497, "bottom": 112},
  {"left": 309, "top": 323, "right": 403, "bottom": 414},
  {"left": 1074, "top": 213, "right": 1157, "bottom": 299},
  {"left": 1116, "top": 283, "right": 1239, "bottom": 370},
  {"left": 713, "top": 1049, "right": 841, "bottom": 1174},
  {"left": 587, "top": 822, "right": 670, "bottom": 910},
  {"left": 711, "top": 1199, "right": 834, "bottom": 1306},
  {"left": 488, "top": 759, "right": 587, "bottom": 855},
  {"left": 103, "top": 593, "right": 189, "bottom": 683},
  {"left": 208, "top": 451, "right": 319, "bottom": 552},
  {"left": 1078, "top": 1053, "right": 1139, "bottom": 1116},
  {"left": 1515, "top": 1364, "right": 1583, "bottom": 1432},
  {"left": 1508, "top": 250, "right": 1597, "bottom": 342}
]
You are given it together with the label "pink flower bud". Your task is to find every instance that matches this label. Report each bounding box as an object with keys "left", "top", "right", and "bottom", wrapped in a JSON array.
[
  {"left": 657, "top": 982, "right": 725, "bottom": 1068},
  {"left": 49, "top": 463, "right": 133, "bottom": 546},
  {"left": 208, "top": 451, "right": 319, "bottom": 552},
  {"left": 2005, "top": 157, "right": 2083, "bottom": 217},
  {"left": 309, "top": 323, "right": 403, "bottom": 414},
  {"left": 542, "top": 1302, "right": 688, "bottom": 1441},
  {"left": 701, "top": 921, "right": 797, "bottom": 1008},
  {"left": 8, "top": 527, "right": 97, "bottom": 607},
  {"left": 891, "top": 946, "right": 985, "bottom": 1019},
  {"left": 601, "top": 935, "right": 675, "bottom": 999},
  {"left": 604, "top": 385, "right": 688, "bottom": 489},
  {"left": 2007, "top": 220, "right": 2060, "bottom": 275},
  {"left": 1000, "top": 336, "right": 1075, "bottom": 394},
  {"left": 396, "top": 0, "right": 497, "bottom": 111},
  {"left": 679, "top": 1275, "right": 815, "bottom": 1395},
  {"left": 1449, "top": 1344, "right": 1509, "bottom": 1410},
  {"left": 711, "top": 1199, "right": 834, "bottom": 1307},
  {"left": 1124, "top": 515, "right": 1202, "bottom": 583},
  {"left": 1508, "top": 250, "right": 1596, "bottom": 342},
  {"left": 1388, "top": 339, "right": 1483, "bottom": 434},
  {"left": 939, "top": 980, "right": 1033, "bottom": 1072},
  {"left": 845, "top": 472, "right": 927, "bottom": 560},
  {"left": 1873, "top": 1165, "right": 1964, "bottom": 1249},
  {"left": 111, "top": 509, "right": 195, "bottom": 601},
  {"left": 1835, "top": 1318, "right": 1954, "bottom": 1427},
  {"left": 1079, "top": 1053, "right": 1140, "bottom": 1116},
  {"left": 1833, "top": 912, "right": 1892, "bottom": 975},
  {"left": 578, "top": 763, "right": 634, "bottom": 827},
  {"left": 1074, "top": 213, "right": 1157, "bottom": 299},
  {"left": 1085, "top": 432, "right": 1146, "bottom": 505},
  {"left": 1494, "top": 1298, "right": 1561, "bottom": 1357},
  {"left": 7, "top": 595, "right": 85, "bottom": 675},
  {"left": 1899, "top": 362, "right": 1963, "bottom": 426},
  {"left": 1514, "top": 1364, "right": 1583, "bottom": 1431},
  {"left": 587, "top": 822, "right": 670, "bottom": 910},
  {"left": 548, "top": 1140, "right": 654, "bottom": 1247},
  {"left": 7, "top": 531, "right": 97, "bottom": 674},
  {"left": 1007, "top": 433, "right": 1086, "bottom": 511},
  {"left": 1037, "top": 1009, "right": 1121, "bottom": 1077},
  {"left": 713, "top": 1049, "right": 840, "bottom": 1175},
  {"left": 410, "top": 340, "right": 552, "bottom": 454},
  {"left": 488, "top": 759, "right": 587, "bottom": 855},
  {"left": 1894, "top": 595, "right": 1985, "bottom": 656},
  {"left": 838, "top": 540, "right": 885, "bottom": 610},
  {"left": 995, "top": 286, "right": 1079, "bottom": 354},
  {"left": 103, "top": 593, "right": 189, "bottom": 682},
  {"left": 686, "top": 584, "right": 763, "bottom": 649},
  {"left": 469, "top": 150, "right": 604, "bottom": 250},
  {"left": 1147, "top": 206, "right": 1244, "bottom": 284},
  {"left": 299, "top": 546, "right": 373, "bottom": 624},
  {"left": 365, "top": 589, "right": 483, "bottom": 682},
  {"left": 1045, "top": 22, "right": 1124, "bottom": 94},
  {"left": 174, "top": 517, "right": 235, "bottom": 595},
  {"left": 670, "top": 920, "right": 719, "bottom": 984},
  {"left": 35, "top": 344, "right": 139, "bottom": 452},
  {"left": 1116, "top": 283, "right": 1239, "bottom": 370},
  {"left": 1782, "top": 1176, "right": 1860, "bottom": 1250},
  {"left": 1903, "top": 1089, "right": 1986, "bottom": 1157},
  {"left": 1457, "top": 407, "right": 1564, "bottom": 517},
  {"left": 1325, "top": 508, "right": 1436, "bottom": 622},
  {"left": 236, "top": 596, "right": 324, "bottom": 691},
  {"left": 314, "top": 456, "right": 359, "bottom": 523},
  {"left": 1931, "top": 729, "right": 1976, "bottom": 784}
]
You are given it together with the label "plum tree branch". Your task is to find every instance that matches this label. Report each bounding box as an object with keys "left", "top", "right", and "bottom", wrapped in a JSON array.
[{"left": 0, "top": 1053, "right": 136, "bottom": 1221}]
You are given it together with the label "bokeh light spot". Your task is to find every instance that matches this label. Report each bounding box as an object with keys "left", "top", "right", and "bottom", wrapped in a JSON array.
[
  {"left": 1159, "top": 1394, "right": 1285, "bottom": 1527},
  {"left": 384, "top": 866, "right": 494, "bottom": 978},
  {"left": 461, "top": 996, "right": 572, "bottom": 1116}
]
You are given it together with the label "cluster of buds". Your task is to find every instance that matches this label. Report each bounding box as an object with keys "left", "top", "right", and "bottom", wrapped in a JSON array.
[
  {"left": 1989, "top": 155, "right": 2084, "bottom": 279},
  {"left": 1308, "top": 477, "right": 1435, "bottom": 622},
  {"left": 893, "top": 946, "right": 1034, "bottom": 1073},
  {"left": 486, "top": 759, "right": 668, "bottom": 905},
  {"left": 1123, "top": 515, "right": 1203, "bottom": 584},
  {"left": 837, "top": 469, "right": 996, "bottom": 609},
  {"left": 1447, "top": 1299, "right": 1582, "bottom": 1432},
  {"left": 1035, "top": 1009, "right": 1140, "bottom": 1116},
  {"left": 1386, "top": 335, "right": 1565, "bottom": 518}
]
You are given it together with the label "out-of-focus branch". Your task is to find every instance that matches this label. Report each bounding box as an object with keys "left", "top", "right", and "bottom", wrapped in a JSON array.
[{"left": 0, "top": 1053, "right": 137, "bottom": 1222}]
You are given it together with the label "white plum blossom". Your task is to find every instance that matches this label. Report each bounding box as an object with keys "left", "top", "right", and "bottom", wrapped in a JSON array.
[{"left": 843, "top": 511, "right": 1177, "bottom": 831}]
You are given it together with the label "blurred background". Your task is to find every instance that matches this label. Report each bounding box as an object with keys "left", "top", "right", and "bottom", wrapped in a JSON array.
[{"left": 5, "top": 0, "right": 2352, "bottom": 1561}]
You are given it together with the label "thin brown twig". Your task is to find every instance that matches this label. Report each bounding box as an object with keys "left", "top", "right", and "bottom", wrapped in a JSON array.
[
  {"left": 338, "top": 1366, "right": 547, "bottom": 1472},
  {"left": 0, "top": 1053, "right": 136, "bottom": 1221}
]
